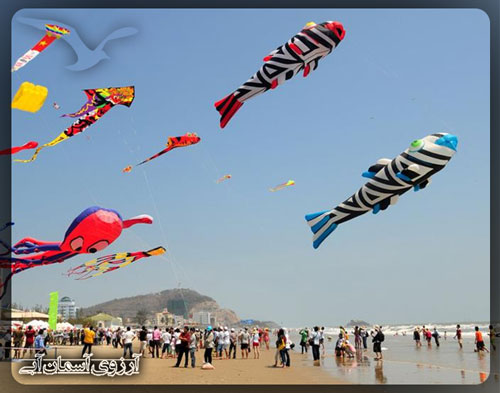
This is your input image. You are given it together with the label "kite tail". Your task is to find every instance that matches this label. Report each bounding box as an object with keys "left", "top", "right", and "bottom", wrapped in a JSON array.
[
  {"left": 13, "top": 133, "right": 69, "bottom": 163},
  {"left": 214, "top": 93, "right": 243, "bottom": 129},
  {"left": 305, "top": 210, "right": 339, "bottom": 249},
  {"left": 0, "top": 272, "right": 13, "bottom": 300}
]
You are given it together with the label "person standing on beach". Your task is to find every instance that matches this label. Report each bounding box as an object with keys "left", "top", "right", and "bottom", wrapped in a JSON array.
[
  {"left": 152, "top": 326, "right": 161, "bottom": 358},
  {"left": 284, "top": 328, "right": 291, "bottom": 367},
  {"left": 13, "top": 326, "right": 23, "bottom": 359},
  {"left": 489, "top": 325, "right": 497, "bottom": 351},
  {"left": 161, "top": 328, "right": 172, "bottom": 359},
  {"left": 81, "top": 326, "right": 95, "bottom": 357},
  {"left": 454, "top": 325, "right": 463, "bottom": 349},
  {"left": 173, "top": 328, "right": 181, "bottom": 357},
  {"left": 23, "top": 325, "right": 35, "bottom": 358},
  {"left": 139, "top": 326, "right": 148, "bottom": 358},
  {"left": 413, "top": 327, "right": 422, "bottom": 347},
  {"left": 252, "top": 328, "right": 261, "bottom": 359},
  {"left": 320, "top": 327, "right": 326, "bottom": 356},
  {"left": 275, "top": 328, "right": 287, "bottom": 367},
  {"left": 123, "top": 326, "right": 136, "bottom": 359},
  {"left": 354, "top": 326, "right": 362, "bottom": 350},
  {"left": 361, "top": 327, "right": 368, "bottom": 350},
  {"left": 223, "top": 327, "right": 230, "bottom": 359},
  {"left": 474, "top": 326, "right": 489, "bottom": 353},
  {"left": 34, "top": 329, "right": 47, "bottom": 356},
  {"left": 263, "top": 328, "right": 270, "bottom": 350},
  {"left": 203, "top": 326, "right": 215, "bottom": 365},
  {"left": 189, "top": 327, "right": 197, "bottom": 368},
  {"left": 299, "top": 328, "right": 309, "bottom": 354},
  {"left": 310, "top": 326, "right": 321, "bottom": 363},
  {"left": 229, "top": 328, "right": 237, "bottom": 359},
  {"left": 371, "top": 325, "right": 384, "bottom": 360},
  {"left": 116, "top": 327, "right": 123, "bottom": 348},
  {"left": 239, "top": 328, "right": 250, "bottom": 359},
  {"left": 424, "top": 328, "right": 432, "bottom": 347},
  {"left": 432, "top": 327, "right": 440, "bottom": 347},
  {"left": 174, "top": 326, "right": 191, "bottom": 367}
]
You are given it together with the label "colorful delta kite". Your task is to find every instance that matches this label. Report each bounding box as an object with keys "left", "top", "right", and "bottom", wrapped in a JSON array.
[
  {"left": 269, "top": 180, "right": 295, "bottom": 192},
  {"left": 11, "top": 82, "right": 48, "bottom": 113},
  {"left": 0, "top": 141, "right": 38, "bottom": 156},
  {"left": 305, "top": 133, "right": 458, "bottom": 249},
  {"left": 66, "top": 247, "right": 166, "bottom": 280},
  {"left": 0, "top": 206, "right": 158, "bottom": 299},
  {"left": 214, "top": 21, "right": 345, "bottom": 128},
  {"left": 122, "top": 132, "right": 201, "bottom": 172},
  {"left": 15, "top": 86, "right": 135, "bottom": 163},
  {"left": 12, "top": 24, "right": 70, "bottom": 72},
  {"left": 216, "top": 174, "right": 232, "bottom": 184}
]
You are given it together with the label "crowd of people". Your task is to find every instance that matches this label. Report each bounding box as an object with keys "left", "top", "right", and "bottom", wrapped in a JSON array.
[
  {"left": 411, "top": 324, "right": 498, "bottom": 353},
  {"left": 0, "top": 322, "right": 498, "bottom": 365}
]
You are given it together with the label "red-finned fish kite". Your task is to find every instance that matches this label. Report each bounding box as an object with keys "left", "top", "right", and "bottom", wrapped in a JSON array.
[
  {"left": 122, "top": 132, "right": 201, "bottom": 173},
  {"left": 214, "top": 21, "right": 345, "bottom": 128},
  {"left": 12, "top": 24, "right": 70, "bottom": 72},
  {"left": 0, "top": 141, "right": 38, "bottom": 156}
]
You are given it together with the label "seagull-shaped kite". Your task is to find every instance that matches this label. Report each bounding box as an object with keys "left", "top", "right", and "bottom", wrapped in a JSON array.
[{"left": 15, "top": 16, "right": 138, "bottom": 71}]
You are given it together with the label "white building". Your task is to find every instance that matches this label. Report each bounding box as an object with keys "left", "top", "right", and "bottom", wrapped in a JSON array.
[
  {"left": 193, "top": 311, "right": 211, "bottom": 325},
  {"left": 59, "top": 296, "right": 78, "bottom": 320}
]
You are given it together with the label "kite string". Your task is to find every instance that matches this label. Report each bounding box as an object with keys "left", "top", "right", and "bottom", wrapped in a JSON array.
[
  {"left": 123, "top": 117, "right": 191, "bottom": 313},
  {"left": 349, "top": 39, "right": 455, "bottom": 132}
]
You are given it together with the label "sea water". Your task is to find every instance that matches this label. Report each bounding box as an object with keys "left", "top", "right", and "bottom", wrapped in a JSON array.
[{"left": 288, "top": 323, "right": 499, "bottom": 384}]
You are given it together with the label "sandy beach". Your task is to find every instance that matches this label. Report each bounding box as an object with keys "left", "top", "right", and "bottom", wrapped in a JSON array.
[{"left": 5, "top": 342, "right": 343, "bottom": 385}]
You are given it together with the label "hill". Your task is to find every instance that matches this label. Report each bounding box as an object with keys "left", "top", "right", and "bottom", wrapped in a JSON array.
[{"left": 80, "top": 288, "right": 250, "bottom": 327}]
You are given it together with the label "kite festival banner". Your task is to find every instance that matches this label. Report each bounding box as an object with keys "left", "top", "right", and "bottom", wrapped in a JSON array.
[{"left": 48, "top": 291, "right": 58, "bottom": 330}]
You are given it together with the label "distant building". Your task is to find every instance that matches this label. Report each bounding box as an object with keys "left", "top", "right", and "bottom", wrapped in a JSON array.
[
  {"left": 193, "top": 311, "right": 211, "bottom": 325},
  {"left": 59, "top": 296, "right": 78, "bottom": 320},
  {"left": 89, "top": 313, "right": 123, "bottom": 328},
  {"left": 155, "top": 309, "right": 175, "bottom": 327}
]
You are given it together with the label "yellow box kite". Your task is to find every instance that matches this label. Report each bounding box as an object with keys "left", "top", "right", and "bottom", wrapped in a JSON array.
[{"left": 12, "top": 82, "right": 48, "bottom": 113}]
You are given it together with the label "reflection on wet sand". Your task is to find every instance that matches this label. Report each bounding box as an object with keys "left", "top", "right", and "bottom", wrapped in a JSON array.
[{"left": 375, "top": 360, "right": 387, "bottom": 384}]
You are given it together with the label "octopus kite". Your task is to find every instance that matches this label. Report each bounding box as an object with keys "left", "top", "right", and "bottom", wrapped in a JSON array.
[
  {"left": 0, "top": 206, "right": 159, "bottom": 299},
  {"left": 12, "top": 24, "right": 70, "bottom": 72},
  {"left": 270, "top": 180, "right": 295, "bottom": 192},
  {"left": 122, "top": 132, "right": 201, "bottom": 172},
  {"left": 214, "top": 21, "right": 345, "bottom": 128},
  {"left": 0, "top": 141, "right": 38, "bottom": 156},
  {"left": 66, "top": 246, "right": 166, "bottom": 280},
  {"left": 305, "top": 133, "right": 458, "bottom": 249},
  {"left": 14, "top": 86, "right": 135, "bottom": 163}
]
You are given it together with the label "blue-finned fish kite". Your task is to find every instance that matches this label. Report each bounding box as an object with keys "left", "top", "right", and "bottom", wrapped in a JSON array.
[
  {"left": 214, "top": 21, "right": 346, "bottom": 128},
  {"left": 305, "top": 133, "right": 458, "bottom": 249}
]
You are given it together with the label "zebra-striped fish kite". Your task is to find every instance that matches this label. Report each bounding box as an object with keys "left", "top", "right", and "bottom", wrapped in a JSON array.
[
  {"left": 214, "top": 21, "right": 345, "bottom": 128},
  {"left": 305, "top": 133, "right": 458, "bottom": 249},
  {"left": 122, "top": 132, "right": 200, "bottom": 172}
]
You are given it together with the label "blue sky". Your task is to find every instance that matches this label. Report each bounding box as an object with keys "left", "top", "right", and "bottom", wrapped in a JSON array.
[{"left": 9, "top": 9, "right": 489, "bottom": 327}]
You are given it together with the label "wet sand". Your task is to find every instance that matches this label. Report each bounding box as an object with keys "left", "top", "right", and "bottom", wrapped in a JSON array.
[{"left": 5, "top": 343, "right": 344, "bottom": 385}]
